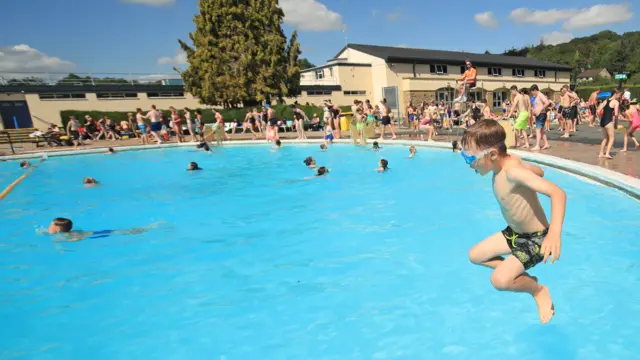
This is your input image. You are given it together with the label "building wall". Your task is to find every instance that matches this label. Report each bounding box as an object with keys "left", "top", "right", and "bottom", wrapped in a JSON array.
[{"left": 19, "top": 92, "right": 202, "bottom": 126}]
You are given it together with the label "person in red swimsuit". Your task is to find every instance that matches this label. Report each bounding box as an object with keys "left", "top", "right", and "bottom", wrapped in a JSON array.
[{"left": 169, "top": 106, "right": 185, "bottom": 143}]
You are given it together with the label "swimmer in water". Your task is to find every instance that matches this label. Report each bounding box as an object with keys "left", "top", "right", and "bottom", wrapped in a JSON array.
[
  {"left": 274, "top": 139, "right": 282, "bottom": 148},
  {"left": 377, "top": 159, "right": 389, "bottom": 172},
  {"left": 316, "top": 166, "right": 329, "bottom": 176},
  {"left": 107, "top": 147, "right": 115, "bottom": 154},
  {"left": 187, "top": 162, "right": 202, "bottom": 171},
  {"left": 303, "top": 156, "right": 317, "bottom": 168},
  {"left": 452, "top": 140, "right": 461, "bottom": 152},
  {"left": 83, "top": 177, "right": 99, "bottom": 185},
  {"left": 372, "top": 141, "right": 381, "bottom": 150},
  {"left": 320, "top": 144, "right": 327, "bottom": 151},
  {"left": 20, "top": 160, "right": 30, "bottom": 169},
  {"left": 196, "top": 142, "right": 211, "bottom": 152},
  {"left": 408, "top": 146, "right": 417, "bottom": 159},
  {"left": 47, "top": 218, "right": 161, "bottom": 242}
]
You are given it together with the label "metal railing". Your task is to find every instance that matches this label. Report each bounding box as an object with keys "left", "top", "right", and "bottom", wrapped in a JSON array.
[
  {"left": 300, "top": 78, "right": 339, "bottom": 86},
  {"left": 0, "top": 72, "right": 183, "bottom": 87}
]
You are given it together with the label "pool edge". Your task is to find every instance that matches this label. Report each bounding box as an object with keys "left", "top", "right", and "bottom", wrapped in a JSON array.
[{"left": 2, "top": 139, "right": 639, "bottom": 199}]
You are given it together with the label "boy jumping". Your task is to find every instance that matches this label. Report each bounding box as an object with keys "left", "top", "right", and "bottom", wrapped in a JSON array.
[{"left": 461, "top": 119, "right": 566, "bottom": 324}]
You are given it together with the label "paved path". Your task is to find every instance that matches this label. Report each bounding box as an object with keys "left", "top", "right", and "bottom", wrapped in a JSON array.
[{"left": 3, "top": 124, "right": 639, "bottom": 179}]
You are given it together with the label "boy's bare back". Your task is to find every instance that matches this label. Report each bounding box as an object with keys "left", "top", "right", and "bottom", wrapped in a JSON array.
[{"left": 493, "top": 155, "right": 549, "bottom": 234}]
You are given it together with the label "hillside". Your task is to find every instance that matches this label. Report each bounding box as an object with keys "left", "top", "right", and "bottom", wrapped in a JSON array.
[{"left": 504, "top": 30, "right": 640, "bottom": 84}]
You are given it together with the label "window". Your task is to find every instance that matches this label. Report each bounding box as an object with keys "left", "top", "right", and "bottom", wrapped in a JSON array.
[
  {"left": 460, "top": 65, "right": 466, "bottom": 74},
  {"left": 38, "top": 93, "right": 86, "bottom": 100},
  {"left": 512, "top": 68, "right": 525, "bottom": 77},
  {"left": 534, "top": 70, "right": 546, "bottom": 78},
  {"left": 343, "top": 90, "right": 366, "bottom": 96},
  {"left": 315, "top": 70, "right": 324, "bottom": 80},
  {"left": 429, "top": 64, "right": 448, "bottom": 74},
  {"left": 493, "top": 91, "right": 507, "bottom": 108},
  {"left": 488, "top": 67, "right": 502, "bottom": 76},
  {"left": 468, "top": 90, "right": 483, "bottom": 102},
  {"left": 306, "top": 90, "right": 332, "bottom": 96},
  {"left": 96, "top": 92, "right": 138, "bottom": 99},
  {"left": 146, "top": 92, "right": 185, "bottom": 98},
  {"left": 436, "top": 88, "right": 455, "bottom": 105}
]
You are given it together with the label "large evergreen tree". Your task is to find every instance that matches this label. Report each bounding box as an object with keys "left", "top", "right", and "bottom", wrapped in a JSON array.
[
  {"left": 178, "top": 0, "right": 295, "bottom": 107},
  {"left": 285, "top": 30, "right": 302, "bottom": 98}
]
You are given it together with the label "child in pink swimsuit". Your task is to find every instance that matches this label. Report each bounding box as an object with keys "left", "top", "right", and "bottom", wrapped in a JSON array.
[{"left": 622, "top": 100, "right": 640, "bottom": 152}]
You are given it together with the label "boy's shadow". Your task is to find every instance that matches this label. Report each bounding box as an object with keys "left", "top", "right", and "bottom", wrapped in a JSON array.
[{"left": 517, "top": 323, "right": 576, "bottom": 360}]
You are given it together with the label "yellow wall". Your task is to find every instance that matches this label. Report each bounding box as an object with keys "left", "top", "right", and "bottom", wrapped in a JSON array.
[
  {"left": 337, "top": 66, "right": 372, "bottom": 93},
  {"left": 16, "top": 92, "right": 203, "bottom": 127}
]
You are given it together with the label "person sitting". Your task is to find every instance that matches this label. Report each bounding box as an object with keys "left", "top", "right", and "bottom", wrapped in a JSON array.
[{"left": 310, "top": 113, "right": 322, "bottom": 131}]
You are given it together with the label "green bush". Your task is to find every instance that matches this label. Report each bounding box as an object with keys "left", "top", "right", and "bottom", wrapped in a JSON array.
[{"left": 60, "top": 104, "right": 351, "bottom": 128}]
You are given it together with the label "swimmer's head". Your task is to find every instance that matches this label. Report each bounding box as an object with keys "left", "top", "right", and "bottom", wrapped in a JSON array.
[
  {"left": 373, "top": 141, "right": 380, "bottom": 149},
  {"left": 409, "top": 146, "right": 416, "bottom": 154},
  {"left": 188, "top": 162, "right": 201, "bottom": 171},
  {"left": 107, "top": 147, "right": 115, "bottom": 154},
  {"left": 20, "top": 160, "right": 30, "bottom": 169},
  {"left": 460, "top": 119, "right": 507, "bottom": 176},
  {"left": 203, "top": 144, "right": 210, "bottom": 152},
  {"left": 196, "top": 143, "right": 204, "bottom": 149},
  {"left": 83, "top": 177, "right": 98, "bottom": 185},
  {"left": 379, "top": 159, "right": 389, "bottom": 171},
  {"left": 275, "top": 139, "right": 282, "bottom": 147},
  {"left": 452, "top": 140, "right": 460, "bottom": 152},
  {"left": 303, "top": 156, "right": 315, "bottom": 166},
  {"left": 317, "top": 166, "right": 329, "bottom": 176},
  {"left": 49, "top": 217, "right": 73, "bottom": 234},
  {"left": 320, "top": 144, "right": 327, "bottom": 150}
]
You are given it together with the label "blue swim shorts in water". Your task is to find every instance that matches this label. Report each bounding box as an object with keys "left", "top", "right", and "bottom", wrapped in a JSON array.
[{"left": 89, "top": 230, "right": 114, "bottom": 239}]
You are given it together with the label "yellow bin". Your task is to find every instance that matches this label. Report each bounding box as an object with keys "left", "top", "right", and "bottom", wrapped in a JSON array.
[
  {"left": 498, "top": 119, "right": 516, "bottom": 149},
  {"left": 340, "top": 112, "right": 352, "bottom": 131}
]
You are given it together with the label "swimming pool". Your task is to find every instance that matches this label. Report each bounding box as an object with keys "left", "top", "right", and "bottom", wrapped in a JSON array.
[{"left": 1, "top": 144, "right": 639, "bottom": 359}]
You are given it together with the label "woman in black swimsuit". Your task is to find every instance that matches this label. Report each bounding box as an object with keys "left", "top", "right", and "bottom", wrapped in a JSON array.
[{"left": 597, "top": 89, "right": 621, "bottom": 159}]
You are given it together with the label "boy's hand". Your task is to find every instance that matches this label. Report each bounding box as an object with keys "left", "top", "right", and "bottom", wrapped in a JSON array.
[{"left": 540, "top": 232, "right": 561, "bottom": 264}]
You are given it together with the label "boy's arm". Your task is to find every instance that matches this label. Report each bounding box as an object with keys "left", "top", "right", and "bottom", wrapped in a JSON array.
[{"left": 506, "top": 167, "right": 566, "bottom": 264}]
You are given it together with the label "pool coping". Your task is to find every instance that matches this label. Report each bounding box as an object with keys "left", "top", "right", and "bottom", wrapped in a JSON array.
[{"left": 2, "top": 139, "right": 639, "bottom": 200}]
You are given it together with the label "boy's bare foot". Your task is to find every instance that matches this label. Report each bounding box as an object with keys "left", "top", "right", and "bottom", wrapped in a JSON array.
[
  {"left": 530, "top": 146, "right": 541, "bottom": 151},
  {"left": 533, "top": 285, "right": 554, "bottom": 324},
  {"left": 541, "top": 145, "right": 550, "bottom": 150},
  {"left": 621, "top": 149, "right": 627, "bottom": 152}
]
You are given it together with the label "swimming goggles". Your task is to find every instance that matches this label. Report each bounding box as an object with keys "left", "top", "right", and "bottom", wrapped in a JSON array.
[{"left": 460, "top": 148, "right": 492, "bottom": 165}]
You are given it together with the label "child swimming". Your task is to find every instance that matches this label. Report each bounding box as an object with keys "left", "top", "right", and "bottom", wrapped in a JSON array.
[
  {"left": 316, "top": 166, "right": 329, "bottom": 176},
  {"left": 187, "top": 162, "right": 202, "bottom": 171},
  {"left": 303, "top": 156, "right": 317, "bottom": 168},
  {"left": 20, "top": 160, "right": 30, "bottom": 168},
  {"left": 107, "top": 147, "right": 115, "bottom": 154},
  {"left": 274, "top": 139, "right": 282, "bottom": 148},
  {"left": 320, "top": 144, "right": 327, "bottom": 151},
  {"left": 83, "top": 177, "right": 99, "bottom": 185},
  {"left": 461, "top": 119, "right": 566, "bottom": 324},
  {"left": 47, "top": 217, "right": 161, "bottom": 242},
  {"left": 377, "top": 159, "right": 389, "bottom": 172},
  {"left": 408, "top": 146, "right": 417, "bottom": 158},
  {"left": 452, "top": 140, "right": 461, "bottom": 152},
  {"left": 196, "top": 142, "right": 211, "bottom": 152},
  {"left": 372, "top": 141, "right": 380, "bottom": 150}
]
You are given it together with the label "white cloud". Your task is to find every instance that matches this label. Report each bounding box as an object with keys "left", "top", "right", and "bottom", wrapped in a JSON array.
[
  {"left": 280, "top": 0, "right": 344, "bottom": 31},
  {"left": 158, "top": 50, "right": 187, "bottom": 65},
  {"left": 508, "top": 8, "right": 577, "bottom": 25},
  {"left": 395, "top": 44, "right": 409, "bottom": 48},
  {"left": 541, "top": 31, "right": 575, "bottom": 45},
  {"left": 121, "top": 0, "right": 174, "bottom": 6},
  {"left": 0, "top": 44, "right": 75, "bottom": 73},
  {"left": 562, "top": 4, "right": 633, "bottom": 30},
  {"left": 474, "top": 11, "right": 498, "bottom": 28},
  {"left": 509, "top": 4, "right": 633, "bottom": 29}
]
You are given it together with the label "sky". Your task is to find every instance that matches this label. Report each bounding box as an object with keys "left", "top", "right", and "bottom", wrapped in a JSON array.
[{"left": 0, "top": 0, "right": 636, "bottom": 77}]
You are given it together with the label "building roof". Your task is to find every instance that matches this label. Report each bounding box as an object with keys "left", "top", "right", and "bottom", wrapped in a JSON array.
[
  {"left": 334, "top": 44, "right": 573, "bottom": 71},
  {"left": 576, "top": 68, "right": 607, "bottom": 78},
  {"left": 0, "top": 83, "right": 184, "bottom": 94}
]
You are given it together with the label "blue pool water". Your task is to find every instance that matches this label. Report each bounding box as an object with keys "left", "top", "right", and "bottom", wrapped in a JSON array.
[{"left": 1, "top": 144, "right": 639, "bottom": 360}]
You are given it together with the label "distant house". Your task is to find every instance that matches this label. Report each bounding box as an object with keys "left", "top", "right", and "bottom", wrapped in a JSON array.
[{"left": 576, "top": 68, "right": 611, "bottom": 82}]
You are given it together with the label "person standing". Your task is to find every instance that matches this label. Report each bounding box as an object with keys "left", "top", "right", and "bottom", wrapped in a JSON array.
[
  {"left": 169, "top": 106, "right": 185, "bottom": 143},
  {"left": 292, "top": 104, "right": 308, "bottom": 140},
  {"left": 620, "top": 99, "right": 640, "bottom": 152},
  {"left": 135, "top": 108, "right": 149, "bottom": 145},
  {"left": 597, "top": 88, "right": 621, "bottom": 159},
  {"left": 587, "top": 89, "right": 600, "bottom": 127},
  {"left": 65, "top": 115, "right": 84, "bottom": 150},
  {"left": 507, "top": 85, "right": 530, "bottom": 149},
  {"left": 558, "top": 86, "right": 578, "bottom": 138},
  {"left": 329, "top": 101, "right": 342, "bottom": 139},
  {"left": 184, "top": 108, "right": 197, "bottom": 142},
  {"left": 145, "top": 105, "right": 164, "bottom": 144},
  {"left": 530, "top": 85, "right": 552, "bottom": 151},
  {"left": 378, "top": 98, "right": 397, "bottom": 140}
]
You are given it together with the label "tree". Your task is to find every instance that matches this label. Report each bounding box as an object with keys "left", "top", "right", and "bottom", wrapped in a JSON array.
[
  {"left": 285, "top": 30, "right": 302, "bottom": 98},
  {"left": 299, "top": 58, "right": 315, "bottom": 70},
  {"left": 483, "top": 50, "right": 491, "bottom": 55},
  {"left": 178, "top": 0, "right": 292, "bottom": 107}
]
